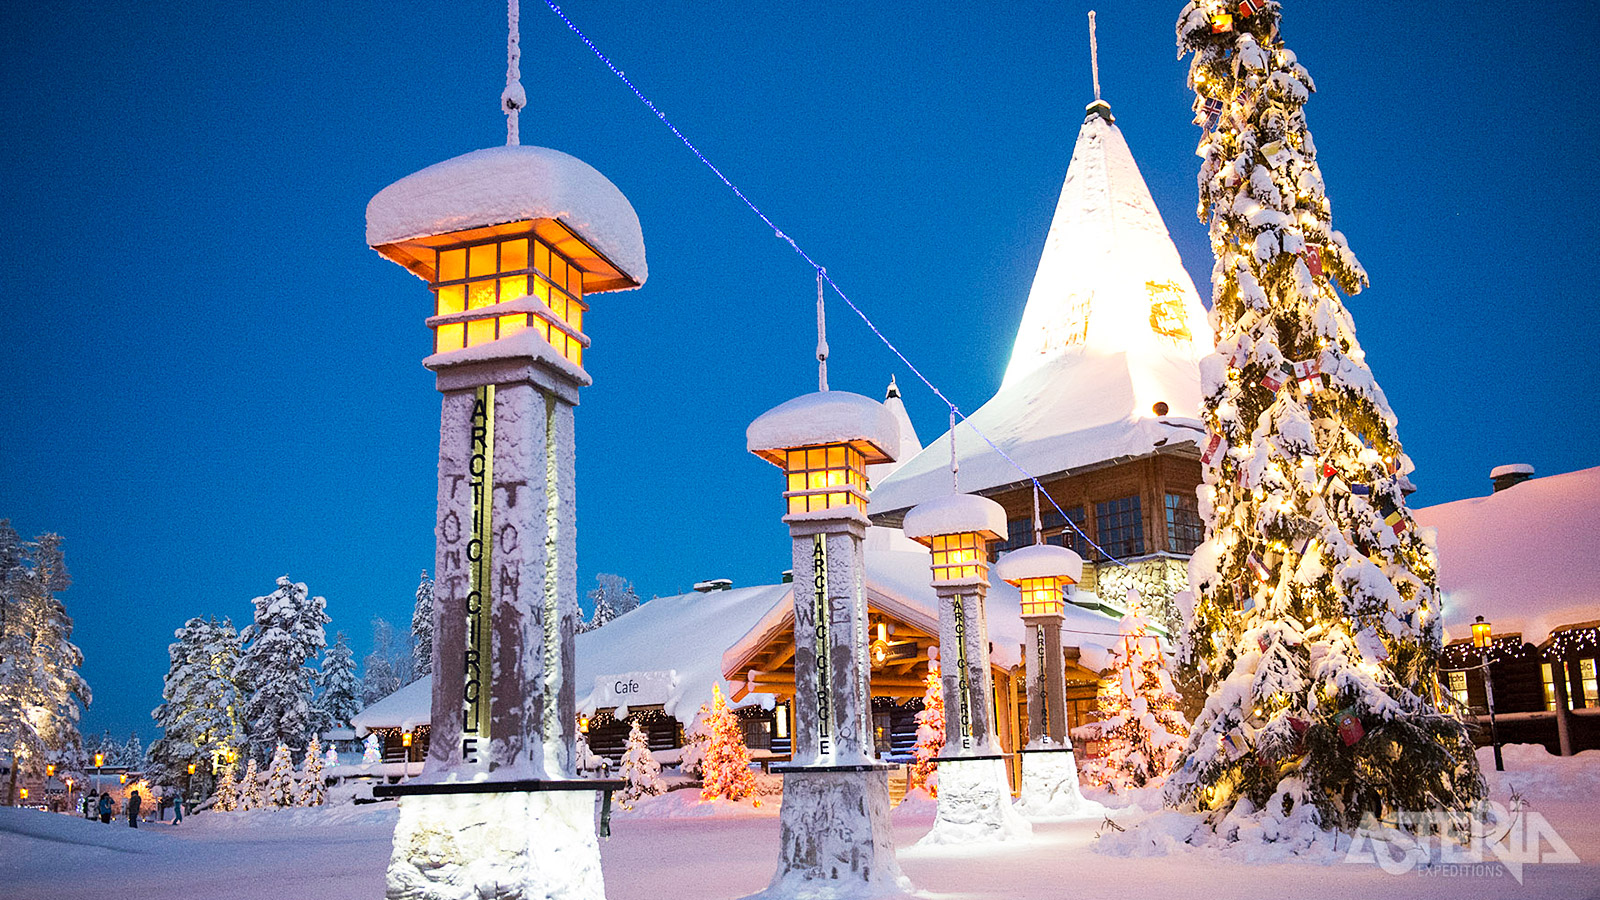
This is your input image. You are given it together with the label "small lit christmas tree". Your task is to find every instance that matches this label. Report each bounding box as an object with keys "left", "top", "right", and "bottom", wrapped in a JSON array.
[
  {"left": 212, "top": 764, "right": 238, "bottom": 812},
  {"left": 1072, "top": 595, "right": 1190, "bottom": 793},
  {"left": 295, "top": 736, "right": 326, "bottom": 806},
  {"left": 265, "top": 742, "right": 296, "bottom": 807},
  {"left": 236, "top": 758, "right": 262, "bottom": 811},
  {"left": 908, "top": 663, "right": 944, "bottom": 797},
  {"left": 618, "top": 719, "right": 664, "bottom": 809},
  {"left": 698, "top": 685, "right": 756, "bottom": 803},
  {"left": 1170, "top": 0, "right": 1482, "bottom": 830}
]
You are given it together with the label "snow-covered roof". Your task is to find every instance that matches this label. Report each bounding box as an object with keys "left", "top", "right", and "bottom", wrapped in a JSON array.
[
  {"left": 747, "top": 390, "right": 900, "bottom": 465},
  {"left": 350, "top": 677, "right": 431, "bottom": 734},
  {"left": 993, "top": 543, "right": 1084, "bottom": 586},
  {"left": 1413, "top": 465, "right": 1600, "bottom": 645},
  {"left": 869, "top": 105, "right": 1210, "bottom": 515},
  {"left": 866, "top": 377, "right": 922, "bottom": 487},
  {"left": 367, "top": 145, "right": 647, "bottom": 288},
  {"left": 902, "top": 493, "right": 1007, "bottom": 542},
  {"left": 1490, "top": 463, "right": 1535, "bottom": 478}
]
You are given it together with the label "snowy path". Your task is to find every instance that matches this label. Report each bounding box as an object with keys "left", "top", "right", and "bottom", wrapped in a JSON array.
[{"left": 4, "top": 751, "right": 1597, "bottom": 900}]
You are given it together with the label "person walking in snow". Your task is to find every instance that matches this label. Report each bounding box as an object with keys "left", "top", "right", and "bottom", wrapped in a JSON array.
[
  {"left": 127, "top": 790, "right": 141, "bottom": 827},
  {"left": 97, "top": 791, "right": 113, "bottom": 824},
  {"left": 172, "top": 792, "right": 184, "bottom": 825}
]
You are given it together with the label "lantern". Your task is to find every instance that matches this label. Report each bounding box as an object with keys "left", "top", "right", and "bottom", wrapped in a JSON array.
[
  {"left": 903, "top": 493, "right": 1006, "bottom": 584},
  {"left": 1472, "top": 616, "right": 1492, "bottom": 649},
  {"left": 18, "top": 788, "right": 26, "bottom": 800},
  {"left": 187, "top": 763, "right": 196, "bottom": 776},
  {"left": 577, "top": 715, "right": 590, "bottom": 734},
  {"left": 995, "top": 544, "right": 1084, "bottom": 618},
  {"left": 870, "top": 622, "right": 890, "bottom": 669},
  {"left": 94, "top": 753, "right": 104, "bottom": 768},
  {"left": 402, "top": 730, "right": 414, "bottom": 748},
  {"left": 120, "top": 773, "right": 127, "bottom": 785},
  {"left": 46, "top": 764, "right": 54, "bottom": 777}
]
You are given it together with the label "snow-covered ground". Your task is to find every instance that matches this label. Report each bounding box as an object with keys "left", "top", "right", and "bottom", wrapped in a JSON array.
[{"left": 4, "top": 746, "right": 1595, "bottom": 900}]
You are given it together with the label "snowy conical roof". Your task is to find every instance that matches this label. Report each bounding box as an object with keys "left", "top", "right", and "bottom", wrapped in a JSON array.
[
  {"left": 866, "top": 376, "right": 923, "bottom": 486},
  {"left": 870, "top": 104, "right": 1211, "bottom": 517}
]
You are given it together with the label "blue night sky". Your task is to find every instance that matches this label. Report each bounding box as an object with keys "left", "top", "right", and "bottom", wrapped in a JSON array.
[{"left": 3, "top": 1, "right": 1596, "bottom": 744}]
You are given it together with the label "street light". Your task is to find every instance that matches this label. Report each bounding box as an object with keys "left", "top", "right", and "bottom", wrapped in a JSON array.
[
  {"left": 94, "top": 752, "right": 103, "bottom": 795},
  {"left": 1472, "top": 615, "right": 1503, "bottom": 772}
]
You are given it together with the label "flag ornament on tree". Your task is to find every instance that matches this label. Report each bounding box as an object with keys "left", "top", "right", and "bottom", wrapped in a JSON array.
[{"left": 1170, "top": 0, "right": 1482, "bottom": 832}]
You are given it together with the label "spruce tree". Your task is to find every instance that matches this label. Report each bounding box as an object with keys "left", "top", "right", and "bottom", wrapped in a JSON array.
[
  {"left": 212, "top": 763, "right": 239, "bottom": 812},
  {"left": 0, "top": 526, "right": 90, "bottom": 805},
  {"left": 909, "top": 664, "right": 944, "bottom": 797},
  {"left": 1072, "top": 595, "right": 1190, "bottom": 793},
  {"left": 150, "top": 617, "right": 244, "bottom": 788},
  {"left": 618, "top": 719, "right": 664, "bottom": 809},
  {"left": 312, "top": 632, "right": 361, "bottom": 736},
  {"left": 295, "top": 736, "right": 326, "bottom": 806},
  {"left": 410, "top": 571, "right": 434, "bottom": 676},
  {"left": 236, "top": 757, "right": 262, "bottom": 811},
  {"left": 359, "top": 617, "right": 412, "bottom": 706},
  {"left": 265, "top": 742, "right": 297, "bottom": 808},
  {"left": 236, "top": 577, "right": 327, "bottom": 761},
  {"left": 1169, "top": 0, "right": 1482, "bottom": 830},
  {"left": 585, "top": 573, "right": 636, "bottom": 632},
  {"left": 697, "top": 685, "right": 756, "bottom": 803}
]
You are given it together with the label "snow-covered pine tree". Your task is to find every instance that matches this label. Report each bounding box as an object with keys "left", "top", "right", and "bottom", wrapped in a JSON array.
[
  {"left": 0, "top": 525, "right": 90, "bottom": 806},
  {"left": 312, "top": 631, "right": 361, "bottom": 737},
  {"left": 1072, "top": 595, "right": 1190, "bottom": 793},
  {"left": 235, "top": 577, "right": 328, "bottom": 761},
  {"left": 149, "top": 617, "right": 244, "bottom": 789},
  {"left": 359, "top": 617, "right": 413, "bottom": 706},
  {"left": 236, "top": 757, "right": 263, "bottom": 811},
  {"left": 698, "top": 685, "right": 756, "bottom": 803},
  {"left": 212, "top": 763, "right": 239, "bottom": 811},
  {"left": 295, "top": 736, "right": 326, "bottom": 806},
  {"left": 410, "top": 571, "right": 434, "bottom": 676},
  {"left": 121, "top": 732, "right": 144, "bottom": 769},
  {"left": 617, "top": 719, "right": 664, "bottom": 809},
  {"left": 361, "top": 733, "right": 382, "bottom": 765},
  {"left": 265, "top": 742, "right": 296, "bottom": 807},
  {"left": 678, "top": 704, "right": 711, "bottom": 778},
  {"left": 909, "top": 663, "right": 944, "bottom": 797},
  {"left": 1169, "top": 1, "right": 1481, "bottom": 830},
  {"left": 584, "top": 573, "right": 637, "bottom": 632}
]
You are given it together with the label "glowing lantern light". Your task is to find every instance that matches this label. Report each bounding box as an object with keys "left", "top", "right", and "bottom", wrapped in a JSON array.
[
  {"left": 1471, "top": 615, "right": 1493, "bottom": 649},
  {"left": 870, "top": 622, "right": 890, "bottom": 669},
  {"left": 94, "top": 753, "right": 104, "bottom": 768},
  {"left": 577, "top": 715, "right": 590, "bottom": 734},
  {"left": 46, "top": 764, "right": 54, "bottom": 777},
  {"left": 995, "top": 544, "right": 1084, "bottom": 618},
  {"left": 120, "top": 773, "right": 128, "bottom": 785},
  {"left": 402, "top": 730, "right": 414, "bottom": 748},
  {"left": 19, "top": 788, "right": 26, "bottom": 800},
  {"left": 187, "top": 763, "right": 196, "bottom": 776},
  {"left": 903, "top": 493, "right": 1007, "bottom": 585}
]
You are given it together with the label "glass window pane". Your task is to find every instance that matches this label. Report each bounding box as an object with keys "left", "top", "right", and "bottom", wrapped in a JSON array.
[
  {"left": 467, "top": 317, "right": 496, "bottom": 346},
  {"left": 468, "top": 279, "right": 497, "bottom": 310},
  {"left": 502, "top": 239, "right": 529, "bottom": 271},
  {"left": 435, "top": 322, "right": 464, "bottom": 352},
  {"left": 500, "top": 275, "right": 527, "bottom": 301},
  {"left": 569, "top": 303, "right": 584, "bottom": 333},
  {"left": 469, "top": 243, "right": 497, "bottom": 277},
  {"left": 549, "top": 291, "right": 567, "bottom": 321},
  {"left": 439, "top": 248, "right": 467, "bottom": 281},
  {"left": 499, "top": 314, "right": 527, "bottom": 338},
  {"left": 436, "top": 284, "right": 465, "bottom": 316},
  {"left": 552, "top": 254, "right": 568, "bottom": 288},
  {"left": 535, "top": 240, "right": 550, "bottom": 278},
  {"left": 827, "top": 446, "right": 844, "bottom": 467},
  {"left": 568, "top": 265, "right": 583, "bottom": 296},
  {"left": 807, "top": 448, "right": 825, "bottom": 469}
]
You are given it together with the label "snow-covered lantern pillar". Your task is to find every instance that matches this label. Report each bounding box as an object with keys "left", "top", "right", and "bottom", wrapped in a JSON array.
[
  {"left": 995, "top": 541, "right": 1101, "bottom": 819},
  {"left": 747, "top": 389, "right": 912, "bottom": 897},
  {"left": 363, "top": 27, "right": 645, "bottom": 895},
  {"left": 903, "top": 493, "right": 1031, "bottom": 843}
]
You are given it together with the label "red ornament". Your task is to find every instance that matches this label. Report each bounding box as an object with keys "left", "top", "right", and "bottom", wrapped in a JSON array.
[
  {"left": 1303, "top": 247, "right": 1324, "bottom": 278},
  {"left": 1337, "top": 710, "right": 1365, "bottom": 746},
  {"left": 1201, "top": 433, "right": 1227, "bottom": 466}
]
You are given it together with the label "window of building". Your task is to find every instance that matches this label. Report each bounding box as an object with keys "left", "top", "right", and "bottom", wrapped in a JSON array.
[
  {"left": 427, "top": 230, "right": 589, "bottom": 365},
  {"left": 1447, "top": 670, "right": 1468, "bottom": 707},
  {"left": 1541, "top": 663, "right": 1562, "bottom": 711},
  {"left": 740, "top": 718, "right": 772, "bottom": 751},
  {"left": 991, "top": 506, "right": 1088, "bottom": 559},
  {"left": 783, "top": 445, "right": 869, "bottom": 514},
  {"left": 1165, "top": 492, "right": 1204, "bottom": 555},
  {"left": 1095, "top": 495, "right": 1145, "bottom": 561},
  {"left": 1583, "top": 659, "right": 1599, "bottom": 707}
]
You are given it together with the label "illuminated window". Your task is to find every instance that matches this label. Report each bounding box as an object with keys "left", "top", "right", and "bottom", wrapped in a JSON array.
[
  {"left": 929, "top": 531, "right": 988, "bottom": 582},
  {"left": 1447, "top": 670, "right": 1468, "bottom": 707},
  {"left": 1095, "top": 495, "right": 1145, "bottom": 560},
  {"left": 1583, "top": 659, "right": 1599, "bottom": 707},
  {"left": 783, "top": 444, "right": 869, "bottom": 514},
  {"left": 1017, "top": 576, "right": 1066, "bottom": 617},
  {"left": 426, "top": 230, "right": 589, "bottom": 365},
  {"left": 1541, "top": 663, "right": 1563, "bottom": 711},
  {"left": 1165, "top": 493, "right": 1204, "bottom": 554}
]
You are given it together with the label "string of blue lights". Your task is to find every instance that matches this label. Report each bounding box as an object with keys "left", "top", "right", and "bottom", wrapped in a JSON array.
[{"left": 541, "top": 1, "right": 1135, "bottom": 572}]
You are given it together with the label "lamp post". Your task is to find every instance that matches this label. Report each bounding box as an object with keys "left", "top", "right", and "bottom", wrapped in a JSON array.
[
  {"left": 65, "top": 777, "right": 73, "bottom": 814},
  {"left": 94, "top": 753, "right": 103, "bottom": 796},
  {"left": 1472, "top": 615, "right": 1503, "bottom": 772}
]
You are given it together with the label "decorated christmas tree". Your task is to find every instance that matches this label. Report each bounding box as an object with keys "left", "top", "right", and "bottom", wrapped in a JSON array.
[
  {"left": 235, "top": 758, "right": 262, "bottom": 811},
  {"left": 295, "top": 736, "right": 326, "bottom": 806},
  {"left": 1167, "top": 0, "right": 1482, "bottom": 830},
  {"left": 908, "top": 663, "right": 944, "bottom": 797},
  {"left": 1072, "top": 594, "right": 1190, "bottom": 793},
  {"left": 618, "top": 719, "right": 664, "bottom": 809},
  {"left": 212, "top": 763, "right": 238, "bottom": 812},
  {"left": 265, "top": 742, "right": 297, "bottom": 807},
  {"left": 697, "top": 685, "right": 756, "bottom": 803}
]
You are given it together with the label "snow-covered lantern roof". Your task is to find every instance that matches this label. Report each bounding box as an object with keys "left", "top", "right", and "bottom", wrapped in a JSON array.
[
  {"left": 994, "top": 543, "right": 1083, "bottom": 618},
  {"left": 902, "top": 493, "right": 1007, "bottom": 586},
  {"left": 747, "top": 391, "right": 900, "bottom": 518},
  {"left": 366, "top": 145, "right": 647, "bottom": 368}
]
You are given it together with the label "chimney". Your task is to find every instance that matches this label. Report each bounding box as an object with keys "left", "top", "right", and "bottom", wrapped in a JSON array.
[
  {"left": 1490, "top": 464, "right": 1534, "bottom": 493},
  {"left": 693, "top": 578, "right": 733, "bottom": 593}
]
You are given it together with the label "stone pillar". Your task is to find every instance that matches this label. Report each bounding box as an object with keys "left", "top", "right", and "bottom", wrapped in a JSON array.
[
  {"left": 1023, "top": 615, "right": 1067, "bottom": 746},
  {"left": 383, "top": 357, "right": 613, "bottom": 900}
]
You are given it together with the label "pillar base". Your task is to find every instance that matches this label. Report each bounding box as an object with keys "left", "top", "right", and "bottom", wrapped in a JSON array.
[
  {"left": 916, "top": 756, "right": 1031, "bottom": 846},
  {"left": 747, "top": 769, "right": 912, "bottom": 899},
  {"left": 386, "top": 790, "right": 607, "bottom": 900},
  {"left": 1015, "top": 746, "right": 1107, "bottom": 821}
]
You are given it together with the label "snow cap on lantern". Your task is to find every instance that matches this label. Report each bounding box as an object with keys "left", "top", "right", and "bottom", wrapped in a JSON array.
[
  {"left": 747, "top": 390, "right": 900, "bottom": 519},
  {"left": 903, "top": 493, "right": 1007, "bottom": 585},
  {"left": 995, "top": 543, "right": 1083, "bottom": 618},
  {"left": 366, "top": 144, "right": 647, "bottom": 371}
]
